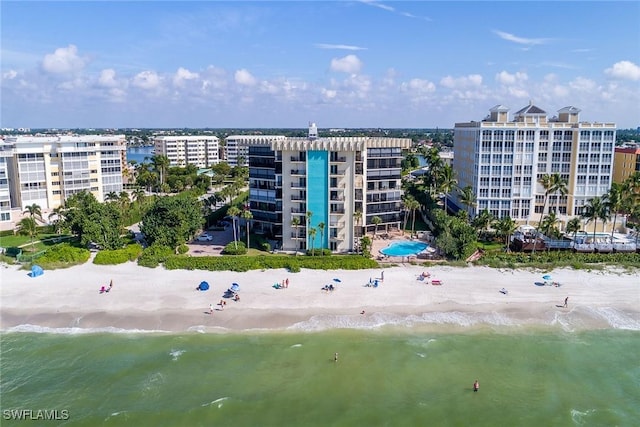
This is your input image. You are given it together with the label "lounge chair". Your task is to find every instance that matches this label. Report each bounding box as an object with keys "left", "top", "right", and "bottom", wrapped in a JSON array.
[{"left": 431, "top": 280, "right": 442, "bottom": 286}]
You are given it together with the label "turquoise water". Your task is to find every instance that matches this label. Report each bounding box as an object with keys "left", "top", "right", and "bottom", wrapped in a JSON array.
[
  {"left": 3, "top": 328, "right": 638, "bottom": 426},
  {"left": 380, "top": 240, "right": 428, "bottom": 256}
]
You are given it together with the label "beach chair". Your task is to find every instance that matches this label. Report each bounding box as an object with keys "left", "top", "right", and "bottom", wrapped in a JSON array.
[{"left": 431, "top": 280, "right": 442, "bottom": 286}]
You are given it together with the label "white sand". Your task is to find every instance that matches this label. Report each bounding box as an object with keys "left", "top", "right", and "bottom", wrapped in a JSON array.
[{"left": 1, "top": 261, "right": 639, "bottom": 332}]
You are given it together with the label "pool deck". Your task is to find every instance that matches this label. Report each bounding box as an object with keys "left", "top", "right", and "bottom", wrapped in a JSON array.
[{"left": 370, "top": 230, "right": 443, "bottom": 265}]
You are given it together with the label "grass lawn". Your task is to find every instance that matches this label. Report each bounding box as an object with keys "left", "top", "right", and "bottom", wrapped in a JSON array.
[{"left": 0, "top": 233, "right": 72, "bottom": 248}]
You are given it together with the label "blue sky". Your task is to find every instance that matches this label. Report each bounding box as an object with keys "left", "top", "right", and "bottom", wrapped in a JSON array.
[{"left": 2, "top": 1, "right": 639, "bottom": 129}]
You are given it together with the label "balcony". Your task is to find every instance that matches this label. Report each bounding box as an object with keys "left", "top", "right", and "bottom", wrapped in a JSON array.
[
  {"left": 291, "top": 195, "right": 305, "bottom": 201},
  {"left": 291, "top": 181, "right": 305, "bottom": 189},
  {"left": 290, "top": 156, "right": 305, "bottom": 162},
  {"left": 332, "top": 157, "right": 347, "bottom": 163},
  {"left": 291, "top": 169, "right": 306, "bottom": 175},
  {"left": 330, "top": 208, "right": 345, "bottom": 214}
]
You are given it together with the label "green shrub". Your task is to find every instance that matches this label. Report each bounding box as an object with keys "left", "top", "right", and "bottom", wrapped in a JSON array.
[
  {"left": 222, "top": 241, "right": 247, "bottom": 255},
  {"left": 138, "top": 244, "right": 174, "bottom": 268},
  {"left": 261, "top": 242, "right": 271, "bottom": 252},
  {"left": 34, "top": 243, "right": 90, "bottom": 269},
  {"left": 177, "top": 244, "right": 189, "bottom": 254},
  {"left": 94, "top": 244, "right": 143, "bottom": 265},
  {"left": 305, "top": 248, "right": 332, "bottom": 256},
  {"left": 162, "top": 254, "right": 378, "bottom": 272},
  {"left": 476, "top": 251, "right": 640, "bottom": 270}
]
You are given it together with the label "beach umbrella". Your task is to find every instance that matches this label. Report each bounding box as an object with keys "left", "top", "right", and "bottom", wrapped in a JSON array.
[
  {"left": 198, "top": 281, "right": 209, "bottom": 291},
  {"left": 230, "top": 283, "right": 240, "bottom": 292},
  {"left": 542, "top": 275, "right": 552, "bottom": 281},
  {"left": 333, "top": 278, "right": 341, "bottom": 283}
]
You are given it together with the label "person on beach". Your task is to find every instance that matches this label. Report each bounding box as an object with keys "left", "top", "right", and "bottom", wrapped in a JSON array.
[
  {"left": 285, "top": 278, "right": 289, "bottom": 288},
  {"left": 334, "top": 352, "right": 339, "bottom": 362},
  {"left": 108, "top": 279, "right": 113, "bottom": 292},
  {"left": 209, "top": 304, "right": 214, "bottom": 315},
  {"left": 564, "top": 297, "right": 569, "bottom": 308},
  {"left": 473, "top": 380, "right": 479, "bottom": 392},
  {"left": 381, "top": 271, "right": 384, "bottom": 282}
]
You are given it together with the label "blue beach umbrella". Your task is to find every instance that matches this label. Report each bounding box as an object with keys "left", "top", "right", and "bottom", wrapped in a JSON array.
[{"left": 542, "top": 275, "right": 552, "bottom": 281}]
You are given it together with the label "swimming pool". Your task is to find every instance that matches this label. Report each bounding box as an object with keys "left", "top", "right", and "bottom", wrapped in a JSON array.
[{"left": 380, "top": 240, "right": 428, "bottom": 257}]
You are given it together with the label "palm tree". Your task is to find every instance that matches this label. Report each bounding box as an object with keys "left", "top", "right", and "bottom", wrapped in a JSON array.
[
  {"left": 151, "top": 155, "right": 170, "bottom": 189},
  {"left": 437, "top": 164, "right": 458, "bottom": 213},
  {"left": 241, "top": 209, "right": 253, "bottom": 249},
  {"left": 317, "top": 222, "right": 325, "bottom": 255},
  {"left": 494, "top": 216, "right": 517, "bottom": 250},
  {"left": 132, "top": 187, "right": 146, "bottom": 205},
  {"left": 48, "top": 206, "right": 66, "bottom": 235},
  {"left": 473, "top": 209, "right": 493, "bottom": 245},
  {"left": 105, "top": 191, "right": 119, "bottom": 202},
  {"left": 405, "top": 198, "right": 421, "bottom": 238},
  {"left": 605, "top": 183, "right": 624, "bottom": 240},
  {"left": 566, "top": 217, "right": 582, "bottom": 244},
  {"left": 458, "top": 185, "right": 477, "bottom": 220},
  {"left": 582, "top": 197, "right": 606, "bottom": 242},
  {"left": 291, "top": 216, "right": 301, "bottom": 255},
  {"left": 353, "top": 210, "right": 363, "bottom": 237},
  {"left": 23, "top": 203, "right": 43, "bottom": 223},
  {"left": 533, "top": 173, "right": 567, "bottom": 254},
  {"left": 18, "top": 217, "right": 38, "bottom": 252},
  {"left": 227, "top": 206, "right": 241, "bottom": 250},
  {"left": 371, "top": 216, "right": 382, "bottom": 239},
  {"left": 308, "top": 227, "right": 317, "bottom": 256},
  {"left": 540, "top": 211, "right": 560, "bottom": 243},
  {"left": 401, "top": 195, "right": 412, "bottom": 236}
]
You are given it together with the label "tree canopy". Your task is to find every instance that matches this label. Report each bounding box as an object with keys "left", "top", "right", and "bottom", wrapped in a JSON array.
[{"left": 140, "top": 192, "right": 204, "bottom": 249}]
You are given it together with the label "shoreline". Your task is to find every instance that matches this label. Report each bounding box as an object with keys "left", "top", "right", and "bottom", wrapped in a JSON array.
[{"left": 1, "top": 261, "right": 639, "bottom": 334}]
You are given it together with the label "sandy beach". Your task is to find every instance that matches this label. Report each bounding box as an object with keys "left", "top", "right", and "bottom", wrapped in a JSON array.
[{"left": 1, "top": 261, "right": 639, "bottom": 333}]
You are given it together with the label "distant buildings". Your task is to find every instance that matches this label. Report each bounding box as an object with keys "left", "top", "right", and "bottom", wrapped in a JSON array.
[
  {"left": 0, "top": 135, "right": 126, "bottom": 230},
  {"left": 153, "top": 135, "right": 219, "bottom": 168},
  {"left": 453, "top": 103, "right": 616, "bottom": 230},
  {"left": 247, "top": 123, "right": 411, "bottom": 253},
  {"left": 613, "top": 146, "right": 640, "bottom": 184}
]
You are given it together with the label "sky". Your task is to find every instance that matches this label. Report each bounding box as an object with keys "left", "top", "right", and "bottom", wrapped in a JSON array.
[{"left": 2, "top": 1, "right": 639, "bottom": 129}]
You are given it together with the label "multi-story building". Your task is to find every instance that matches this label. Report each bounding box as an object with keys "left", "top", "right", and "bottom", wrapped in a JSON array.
[
  {"left": 225, "top": 135, "right": 286, "bottom": 167},
  {"left": 0, "top": 135, "right": 126, "bottom": 230},
  {"left": 247, "top": 123, "right": 411, "bottom": 253},
  {"left": 153, "top": 136, "right": 219, "bottom": 168},
  {"left": 613, "top": 146, "right": 640, "bottom": 184},
  {"left": 453, "top": 103, "right": 616, "bottom": 230}
]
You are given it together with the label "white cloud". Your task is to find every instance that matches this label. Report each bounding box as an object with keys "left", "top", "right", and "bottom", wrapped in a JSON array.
[
  {"left": 440, "top": 74, "right": 482, "bottom": 89},
  {"left": 492, "top": 30, "right": 549, "bottom": 46},
  {"left": 173, "top": 67, "right": 199, "bottom": 87},
  {"left": 234, "top": 69, "right": 257, "bottom": 86},
  {"left": 322, "top": 88, "right": 337, "bottom": 99},
  {"left": 132, "top": 71, "right": 161, "bottom": 90},
  {"left": 495, "top": 71, "right": 528, "bottom": 85},
  {"left": 569, "top": 77, "right": 596, "bottom": 92},
  {"left": 605, "top": 60, "right": 640, "bottom": 81},
  {"left": 403, "top": 78, "right": 436, "bottom": 93},
  {"left": 314, "top": 43, "right": 367, "bottom": 51},
  {"left": 330, "top": 55, "right": 363, "bottom": 74},
  {"left": 359, "top": 0, "right": 395, "bottom": 12},
  {"left": 42, "top": 45, "right": 87, "bottom": 74},
  {"left": 98, "top": 69, "right": 118, "bottom": 87},
  {"left": 2, "top": 70, "right": 18, "bottom": 80}
]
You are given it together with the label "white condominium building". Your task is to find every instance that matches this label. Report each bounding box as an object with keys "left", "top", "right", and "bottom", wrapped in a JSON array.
[
  {"left": 453, "top": 103, "right": 616, "bottom": 229},
  {"left": 225, "top": 135, "right": 286, "bottom": 167},
  {"left": 153, "top": 136, "right": 219, "bottom": 168},
  {"left": 0, "top": 135, "right": 126, "bottom": 229},
  {"left": 247, "top": 123, "right": 411, "bottom": 253}
]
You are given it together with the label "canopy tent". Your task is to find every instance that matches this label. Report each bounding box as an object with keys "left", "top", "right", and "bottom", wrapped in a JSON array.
[
  {"left": 30, "top": 265, "right": 44, "bottom": 278},
  {"left": 197, "top": 281, "right": 210, "bottom": 291},
  {"left": 229, "top": 283, "right": 240, "bottom": 293}
]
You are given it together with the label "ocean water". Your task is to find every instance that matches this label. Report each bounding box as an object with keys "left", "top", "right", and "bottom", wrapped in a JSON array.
[{"left": 2, "top": 326, "right": 639, "bottom": 427}]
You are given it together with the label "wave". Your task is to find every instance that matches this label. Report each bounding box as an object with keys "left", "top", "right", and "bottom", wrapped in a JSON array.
[{"left": 3, "top": 324, "right": 170, "bottom": 335}]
